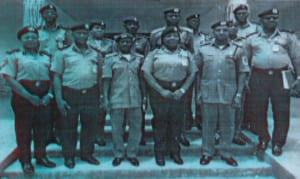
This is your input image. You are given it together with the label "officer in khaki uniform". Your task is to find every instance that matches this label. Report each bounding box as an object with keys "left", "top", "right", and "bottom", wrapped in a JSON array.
[
  {"left": 143, "top": 27, "right": 198, "bottom": 166},
  {"left": 51, "top": 24, "right": 102, "bottom": 168},
  {"left": 1, "top": 27, "right": 56, "bottom": 174},
  {"left": 245, "top": 8, "right": 300, "bottom": 156},
  {"left": 87, "top": 20, "right": 114, "bottom": 147},
  {"left": 103, "top": 33, "right": 145, "bottom": 167},
  {"left": 196, "top": 21, "right": 249, "bottom": 167}
]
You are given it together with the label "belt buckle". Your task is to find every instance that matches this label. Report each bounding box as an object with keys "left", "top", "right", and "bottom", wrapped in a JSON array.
[
  {"left": 268, "top": 70, "right": 274, "bottom": 75},
  {"left": 35, "top": 81, "right": 40, "bottom": 87},
  {"left": 171, "top": 82, "right": 177, "bottom": 88},
  {"left": 81, "top": 89, "right": 87, "bottom": 94}
]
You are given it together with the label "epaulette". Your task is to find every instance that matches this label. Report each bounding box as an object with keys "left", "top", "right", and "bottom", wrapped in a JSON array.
[
  {"left": 232, "top": 41, "right": 243, "bottom": 48},
  {"left": 199, "top": 41, "right": 212, "bottom": 47},
  {"left": 39, "top": 50, "right": 52, "bottom": 58},
  {"left": 105, "top": 52, "right": 118, "bottom": 58},
  {"left": 151, "top": 27, "right": 164, "bottom": 35},
  {"left": 180, "top": 26, "right": 193, "bottom": 33},
  {"left": 280, "top": 29, "right": 295, "bottom": 34},
  {"left": 245, "top": 31, "right": 258, "bottom": 39},
  {"left": 5, "top": 48, "right": 20, "bottom": 55},
  {"left": 133, "top": 53, "right": 144, "bottom": 58},
  {"left": 57, "top": 24, "right": 69, "bottom": 30},
  {"left": 36, "top": 26, "right": 43, "bottom": 30}
]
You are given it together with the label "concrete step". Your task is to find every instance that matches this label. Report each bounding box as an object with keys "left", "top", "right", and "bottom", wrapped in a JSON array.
[{"left": 2, "top": 155, "right": 274, "bottom": 179}]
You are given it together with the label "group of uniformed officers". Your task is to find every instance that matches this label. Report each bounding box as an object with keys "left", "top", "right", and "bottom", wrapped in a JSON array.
[{"left": 1, "top": 3, "right": 300, "bottom": 174}]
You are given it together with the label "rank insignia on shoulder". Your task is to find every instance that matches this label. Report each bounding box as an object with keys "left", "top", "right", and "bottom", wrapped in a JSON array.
[
  {"left": 39, "top": 50, "right": 52, "bottom": 57},
  {"left": 6, "top": 48, "right": 20, "bottom": 54}
]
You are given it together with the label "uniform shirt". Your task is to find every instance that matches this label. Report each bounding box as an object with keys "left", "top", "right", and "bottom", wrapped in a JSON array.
[
  {"left": 102, "top": 53, "right": 143, "bottom": 109},
  {"left": 131, "top": 34, "right": 150, "bottom": 56},
  {"left": 51, "top": 44, "right": 101, "bottom": 89},
  {"left": 150, "top": 26, "right": 193, "bottom": 51},
  {"left": 0, "top": 49, "right": 51, "bottom": 81},
  {"left": 197, "top": 42, "right": 249, "bottom": 104},
  {"left": 235, "top": 22, "right": 258, "bottom": 39},
  {"left": 142, "top": 47, "right": 198, "bottom": 82},
  {"left": 87, "top": 37, "right": 114, "bottom": 56},
  {"left": 192, "top": 31, "right": 211, "bottom": 53},
  {"left": 245, "top": 28, "right": 300, "bottom": 69},
  {"left": 38, "top": 26, "right": 66, "bottom": 53}
]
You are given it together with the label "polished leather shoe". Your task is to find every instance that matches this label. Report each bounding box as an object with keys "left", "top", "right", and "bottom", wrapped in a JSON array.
[
  {"left": 200, "top": 155, "right": 212, "bottom": 165},
  {"left": 257, "top": 141, "right": 269, "bottom": 151},
  {"left": 112, "top": 157, "right": 123, "bottom": 166},
  {"left": 81, "top": 155, "right": 100, "bottom": 165},
  {"left": 21, "top": 162, "right": 34, "bottom": 174},
  {"left": 180, "top": 135, "right": 190, "bottom": 147},
  {"left": 170, "top": 154, "right": 183, "bottom": 165},
  {"left": 233, "top": 137, "right": 246, "bottom": 146},
  {"left": 155, "top": 155, "right": 165, "bottom": 166},
  {"left": 36, "top": 157, "right": 56, "bottom": 168},
  {"left": 140, "top": 138, "right": 146, "bottom": 146},
  {"left": 272, "top": 145, "right": 282, "bottom": 156},
  {"left": 221, "top": 156, "right": 238, "bottom": 167},
  {"left": 64, "top": 158, "right": 75, "bottom": 169},
  {"left": 127, "top": 157, "right": 140, "bottom": 166},
  {"left": 95, "top": 138, "right": 106, "bottom": 146}
]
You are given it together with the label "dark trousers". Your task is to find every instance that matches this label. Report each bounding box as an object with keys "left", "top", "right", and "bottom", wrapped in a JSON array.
[
  {"left": 48, "top": 100, "right": 60, "bottom": 141},
  {"left": 95, "top": 108, "right": 106, "bottom": 141},
  {"left": 11, "top": 81, "right": 50, "bottom": 163},
  {"left": 249, "top": 69, "right": 290, "bottom": 147},
  {"left": 183, "top": 84, "right": 194, "bottom": 130},
  {"left": 59, "top": 86, "right": 99, "bottom": 158},
  {"left": 149, "top": 88, "right": 186, "bottom": 156}
]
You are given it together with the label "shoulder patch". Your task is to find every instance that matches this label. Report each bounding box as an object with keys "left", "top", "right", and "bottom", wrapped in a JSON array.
[
  {"left": 39, "top": 50, "right": 52, "bottom": 58},
  {"left": 6, "top": 48, "right": 20, "bottom": 55}
]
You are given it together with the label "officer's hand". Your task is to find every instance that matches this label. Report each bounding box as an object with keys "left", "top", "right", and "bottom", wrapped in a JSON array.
[
  {"left": 57, "top": 99, "right": 71, "bottom": 117},
  {"left": 0, "top": 84, "right": 11, "bottom": 96},
  {"left": 172, "top": 90, "right": 184, "bottom": 101},
  {"left": 291, "top": 79, "right": 300, "bottom": 98},
  {"left": 232, "top": 93, "right": 242, "bottom": 108},
  {"left": 103, "top": 98, "right": 111, "bottom": 112},
  {"left": 99, "top": 95, "right": 105, "bottom": 109},
  {"left": 41, "top": 95, "right": 52, "bottom": 106},
  {"left": 142, "top": 97, "right": 148, "bottom": 112},
  {"left": 160, "top": 89, "right": 173, "bottom": 99},
  {"left": 245, "top": 80, "right": 251, "bottom": 93},
  {"left": 28, "top": 95, "right": 41, "bottom": 106},
  {"left": 196, "top": 94, "right": 202, "bottom": 105}
]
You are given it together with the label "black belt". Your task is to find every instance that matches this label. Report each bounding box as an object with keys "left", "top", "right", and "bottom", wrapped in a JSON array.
[
  {"left": 62, "top": 85, "right": 98, "bottom": 95},
  {"left": 252, "top": 66, "right": 288, "bottom": 75},
  {"left": 156, "top": 79, "right": 185, "bottom": 91},
  {"left": 19, "top": 80, "right": 50, "bottom": 88}
]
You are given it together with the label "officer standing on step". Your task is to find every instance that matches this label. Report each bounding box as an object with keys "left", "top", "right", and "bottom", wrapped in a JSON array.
[{"left": 51, "top": 24, "right": 101, "bottom": 168}]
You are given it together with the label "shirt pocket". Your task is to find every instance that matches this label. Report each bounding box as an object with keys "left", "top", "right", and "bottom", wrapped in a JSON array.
[{"left": 222, "top": 83, "right": 236, "bottom": 103}]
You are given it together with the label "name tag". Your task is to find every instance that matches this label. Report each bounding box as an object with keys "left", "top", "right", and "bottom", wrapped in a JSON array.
[
  {"left": 181, "top": 60, "right": 188, "bottom": 66},
  {"left": 92, "top": 66, "right": 97, "bottom": 73},
  {"left": 272, "top": 45, "right": 280, "bottom": 52}
]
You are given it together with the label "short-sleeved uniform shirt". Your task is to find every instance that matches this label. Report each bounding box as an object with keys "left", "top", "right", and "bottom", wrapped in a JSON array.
[
  {"left": 235, "top": 22, "right": 258, "bottom": 39},
  {"left": 192, "top": 31, "right": 211, "bottom": 53},
  {"left": 51, "top": 45, "right": 102, "bottom": 89},
  {"left": 245, "top": 28, "right": 300, "bottom": 69},
  {"left": 102, "top": 53, "right": 144, "bottom": 109},
  {"left": 87, "top": 37, "right": 114, "bottom": 57},
  {"left": 1, "top": 50, "right": 51, "bottom": 81},
  {"left": 38, "top": 26, "right": 66, "bottom": 53},
  {"left": 197, "top": 42, "right": 250, "bottom": 104},
  {"left": 131, "top": 34, "right": 150, "bottom": 56},
  {"left": 142, "top": 47, "right": 198, "bottom": 82}
]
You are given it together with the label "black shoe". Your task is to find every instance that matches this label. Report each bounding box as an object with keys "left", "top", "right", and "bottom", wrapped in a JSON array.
[
  {"left": 200, "top": 155, "right": 212, "bottom": 165},
  {"left": 233, "top": 137, "right": 246, "bottom": 146},
  {"left": 180, "top": 135, "right": 190, "bottom": 147},
  {"left": 170, "top": 154, "right": 183, "bottom": 165},
  {"left": 257, "top": 141, "right": 269, "bottom": 151},
  {"left": 81, "top": 155, "right": 100, "bottom": 165},
  {"left": 36, "top": 157, "right": 56, "bottom": 168},
  {"left": 140, "top": 138, "right": 146, "bottom": 146},
  {"left": 112, "top": 157, "right": 123, "bottom": 166},
  {"left": 220, "top": 156, "right": 238, "bottom": 167},
  {"left": 127, "top": 157, "right": 139, "bottom": 166},
  {"left": 272, "top": 145, "right": 282, "bottom": 156},
  {"left": 21, "top": 162, "right": 34, "bottom": 174},
  {"left": 95, "top": 138, "right": 106, "bottom": 146},
  {"left": 155, "top": 155, "right": 165, "bottom": 166},
  {"left": 64, "top": 157, "right": 75, "bottom": 169}
]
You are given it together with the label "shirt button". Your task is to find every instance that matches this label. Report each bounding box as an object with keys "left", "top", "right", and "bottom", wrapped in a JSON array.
[{"left": 218, "top": 70, "right": 221, "bottom": 73}]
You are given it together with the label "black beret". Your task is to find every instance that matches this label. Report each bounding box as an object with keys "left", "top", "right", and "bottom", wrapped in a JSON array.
[
  {"left": 164, "top": 7, "right": 180, "bottom": 14},
  {"left": 186, "top": 14, "right": 200, "bottom": 21},
  {"left": 211, "top": 21, "right": 229, "bottom": 29},
  {"left": 39, "top": 4, "right": 57, "bottom": 14},
  {"left": 70, "top": 24, "right": 90, "bottom": 31},
  {"left": 123, "top": 16, "right": 139, "bottom": 24},
  {"left": 114, "top": 33, "right": 134, "bottom": 42},
  {"left": 17, "top": 26, "right": 38, "bottom": 40},
  {"left": 258, "top": 8, "right": 279, "bottom": 18},
  {"left": 161, "top": 26, "right": 180, "bottom": 40},
  {"left": 89, "top": 21, "right": 106, "bottom": 30},
  {"left": 233, "top": 4, "right": 248, "bottom": 14}
]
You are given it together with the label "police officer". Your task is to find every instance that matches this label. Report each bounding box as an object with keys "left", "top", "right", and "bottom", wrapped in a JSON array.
[
  {"left": 102, "top": 33, "right": 145, "bottom": 167},
  {"left": 150, "top": 7, "right": 193, "bottom": 52},
  {"left": 196, "top": 21, "right": 249, "bottom": 167},
  {"left": 0, "top": 27, "right": 56, "bottom": 174},
  {"left": 123, "top": 16, "right": 150, "bottom": 145},
  {"left": 142, "top": 27, "right": 198, "bottom": 166},
  {"left": 87, "top": 20, "right": 114, "bottom": 147},
  {"left": 245, "top": 8, "right": 300, "bottom": 156},
  {"left": 38, "top": 4, "right": 69, "bottom": 145},
  {"left": 51, "top": 24, "right": 101, "bottom": 168}
]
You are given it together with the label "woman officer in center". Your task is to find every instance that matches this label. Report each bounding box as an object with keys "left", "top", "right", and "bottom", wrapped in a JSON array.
[{"left": 142, "top": 26, "right": 198, "bottom": 166}]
